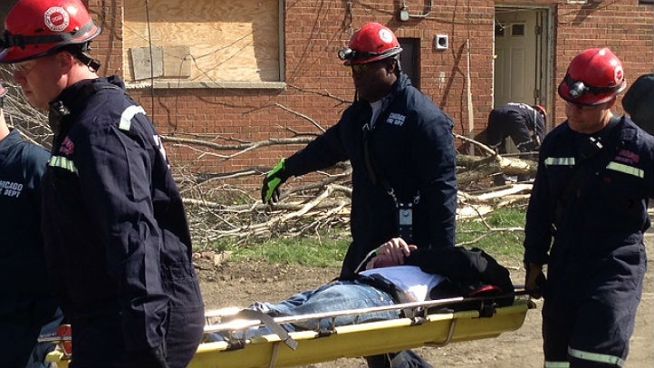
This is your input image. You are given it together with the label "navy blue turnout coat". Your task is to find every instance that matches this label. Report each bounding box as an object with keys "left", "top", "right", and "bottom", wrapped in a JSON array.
[
  {"left": 285, "top": 73, "right": 457, "bottom": 278},
  {"left": 41, "top": 77, "right": 203, "bottom": 367}
]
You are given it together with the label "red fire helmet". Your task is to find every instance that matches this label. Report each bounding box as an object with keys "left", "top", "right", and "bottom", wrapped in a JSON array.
[
  {"left": 0, "top": 0, "right": 102, "bottom": 63},
  {"left": 338, "top": 22, "right": 402, "bottom": 65},
  {"left": 532, "top": 104, "right": 547, "bottom": 118},
  {"left": 558, "top": 48, "right": 626, "bottom": 106}
]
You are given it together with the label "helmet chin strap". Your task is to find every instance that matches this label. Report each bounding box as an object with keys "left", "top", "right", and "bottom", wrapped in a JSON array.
[
  {"left": 75, "top": 50, "right": 101, "bottom": 72},
  {"left": 61, "top": 43, "right": 101, "bottom": 72}
]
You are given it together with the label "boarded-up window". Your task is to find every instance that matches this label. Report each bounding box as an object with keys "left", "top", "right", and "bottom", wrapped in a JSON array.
[{"left": 123, "top": 0, "right": 282, "bottom": 86}]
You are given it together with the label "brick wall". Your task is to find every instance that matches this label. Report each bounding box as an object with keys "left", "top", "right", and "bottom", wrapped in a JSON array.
[
  {"left": 554, "top": 0, "right": 654, "bottom": 123},
  {"left": 86, "top": 0, "right": 124, "bottom": 78},
  {"left": 86, "top": 0, "right": 654, "bottom": 174}
]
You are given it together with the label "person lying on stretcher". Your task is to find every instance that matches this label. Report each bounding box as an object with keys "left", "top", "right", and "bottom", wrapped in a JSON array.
[{"left": 207, "top": 244, "right": 515, "bottom": 339}]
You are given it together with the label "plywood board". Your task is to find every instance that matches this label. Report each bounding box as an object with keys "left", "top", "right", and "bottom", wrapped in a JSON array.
[
  {"left": 130, "top": 47, "right": 164, "bottom": 81},
  {"left": 123, "top": 0, "right": 280, "bottom": 84},
  {"left": 163, "top": 46, "right": 192, "bottom": 78}
]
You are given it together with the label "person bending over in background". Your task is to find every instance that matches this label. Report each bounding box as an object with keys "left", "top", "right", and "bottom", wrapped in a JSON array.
[{"left": 483, "top": 102, "right": 546, "bottom": 184}]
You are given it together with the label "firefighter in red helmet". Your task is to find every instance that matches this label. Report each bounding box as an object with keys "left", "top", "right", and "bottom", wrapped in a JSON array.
[
  {"left": 262, "top": 22, "right": 457, "bottom": 367},
  {"left": 0, "top": 0, "right": 101, "bottom": 63},
  {"left": 0, "top": 0, "right": 102, "bottom": 111},
  {"left": 0, "top": 1, "right": 204, "bottom": 367},
  {"left": 338, "top": 22, "right": 403, "bottom": 65},
  {"left": 524, "top": 47, "right": 651, "bottom": 367}
]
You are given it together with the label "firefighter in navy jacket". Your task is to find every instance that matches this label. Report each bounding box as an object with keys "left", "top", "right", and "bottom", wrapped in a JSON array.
[
  {"left": 261, "top": 23, "right": 457, "bottom": 280},
  {"left": 0, "top": 83, "right": 62, "bottom": 367},
  {"left": 486, "top": 102, "right": 546, "bottom": 154},
  {"left": 524, "top": 48, "right": 649, "bottom": 368},
  {"left": 0, "top": 1, "right": 204, "bottom": 367}
]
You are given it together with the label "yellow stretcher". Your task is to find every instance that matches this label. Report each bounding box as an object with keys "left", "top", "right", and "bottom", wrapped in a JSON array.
[{"left": 44, "top": 296, "right": 532, "bottom": 368}]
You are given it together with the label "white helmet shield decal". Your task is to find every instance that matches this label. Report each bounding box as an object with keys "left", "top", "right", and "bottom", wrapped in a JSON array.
[
  {"left": 44, "top": 7, "right": 70, "bottom": 32},
  {"left": 379, "top": 29, "right": 393, "bottom": 43}
]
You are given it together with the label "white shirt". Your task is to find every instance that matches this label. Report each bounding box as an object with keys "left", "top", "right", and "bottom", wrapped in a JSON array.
[
  {"left": 369, "top": 100, "right": 383, "bottom": 128},
  {"left": 360, "top": 265, "right": 445, "bottom": 302}
]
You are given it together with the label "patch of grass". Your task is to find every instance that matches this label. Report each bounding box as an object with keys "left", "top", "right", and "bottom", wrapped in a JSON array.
[
  {"left": 212, "top": 232, "right": 350, "bottom": 268},
  {"left": 207, "top": 207, "right": 527, "bottom": 267},
  {"left": 457, "top": 207, "right": 526, "bottom": 263}
]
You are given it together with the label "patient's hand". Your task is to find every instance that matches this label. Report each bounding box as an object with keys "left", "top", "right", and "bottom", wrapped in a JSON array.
[{"left": 366, "top": 238, "right": 417, "bottom": 269}]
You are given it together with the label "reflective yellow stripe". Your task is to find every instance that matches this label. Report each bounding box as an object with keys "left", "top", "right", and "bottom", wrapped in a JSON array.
[
  {"left": 544, "top": 157, "right": 576, "bottom": 166},
  {"left": 119, "top": 105, "right": 147, "bottom": 131},
  {"left": 49, "top": 156, "right": 78, "bottom": 174},
  {"left": 606, "top": 161, "right": 644, "bottom": 178},
  {"left": 545, "top": 362, "right": 570, "bottom": 368},
  {"left": 568, "top": 347, "right": 625, "bottom": 367}
]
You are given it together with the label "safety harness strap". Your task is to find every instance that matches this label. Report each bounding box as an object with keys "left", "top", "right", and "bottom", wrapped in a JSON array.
[
  {"left": 361, "top": 106, "right": 420, "bottom": 243},
  {"left": 553, "top": 117, "right": 622, "bottom": 227}
]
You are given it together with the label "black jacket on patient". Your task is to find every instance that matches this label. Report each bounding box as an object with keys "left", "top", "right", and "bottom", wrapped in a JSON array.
[
  {"left": 352, "top": 246, "right": 515, "bottom": 311},
  {"left": 396, "top": 246, "right": 514, "bottom": 308}
]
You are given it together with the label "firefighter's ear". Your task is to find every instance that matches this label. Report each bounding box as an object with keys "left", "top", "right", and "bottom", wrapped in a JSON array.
[
  {"left": 381, "top": 58, "right": 396, "bottom": 75},
  {"left": 53, "top": 51, "right": 76, "bottom": 73}
]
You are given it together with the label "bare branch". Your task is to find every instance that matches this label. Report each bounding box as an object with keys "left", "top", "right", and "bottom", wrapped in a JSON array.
[{"left": 274, "top": 103, "right": 326, "bottom": 133}]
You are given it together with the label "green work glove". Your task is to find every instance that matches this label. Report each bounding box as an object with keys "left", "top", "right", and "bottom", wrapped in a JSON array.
[{"left": 261, "top": 159, "right": 289, "bottom": 203}]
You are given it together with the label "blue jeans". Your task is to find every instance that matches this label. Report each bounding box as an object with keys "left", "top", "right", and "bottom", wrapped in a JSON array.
[
  {"left": 216, "top": 280, "right": 433, "bottom": 368},
  {"left": 251, "top": 280, "right": 398, "bottom": 331},
  {"left": 27, "top": 308, "right": 64, "bottom": 368}
]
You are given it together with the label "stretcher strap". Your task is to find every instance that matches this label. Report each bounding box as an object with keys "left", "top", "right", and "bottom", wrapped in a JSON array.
[
  {"left": 232, "top": 310, "right": 298, "bottom": 351},
  {"left": 269, "top": 342, "right": 281, "bottom": 368}
]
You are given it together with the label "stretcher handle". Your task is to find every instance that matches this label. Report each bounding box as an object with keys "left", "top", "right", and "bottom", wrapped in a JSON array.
[{"left": 38, "top": 335, "right": 71, "bottom": 343}]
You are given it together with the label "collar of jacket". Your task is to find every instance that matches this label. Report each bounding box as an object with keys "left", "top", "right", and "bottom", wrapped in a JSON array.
[
  {"left": 48, "top": 76, "right": 125, "bottom": 141},
  {"left": 354, "top": 72, "right": 412, "bottom": 126},
  {"left": 355, "top": 72, "right": 411, "bottom": 104},
  {"left": 50, "top": 76, "right": 125, "bottom": 116}
]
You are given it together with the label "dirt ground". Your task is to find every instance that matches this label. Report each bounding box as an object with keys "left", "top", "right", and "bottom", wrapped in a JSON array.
[{"left": 198, "top": 240, "right": 654, "bottom": 368}]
